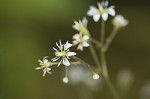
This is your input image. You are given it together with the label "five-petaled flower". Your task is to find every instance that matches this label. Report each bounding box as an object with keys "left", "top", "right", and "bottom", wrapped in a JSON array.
[
  {"left": 112, "top": 14, "right": 128, "bottom": 29},
  {"left": 73, "top": 33, "right": 90, "bottom": 51},
  {"left": 72, "top": 17, "right": 90, "bottom": 36},
  {"left": 52, "top": 41, "right": 76, "bottom": 66},
  {"left": 35, "top": 56, "right": 52, "bottom": 76},
  {"left": 87, "top": 1, "right": 115, "bottom": 22}
]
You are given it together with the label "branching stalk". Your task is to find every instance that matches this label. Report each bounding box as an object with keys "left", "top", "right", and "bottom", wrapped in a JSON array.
[
  {"left": 90, "top": 38, "right": 102, "bottom": 48},
  {"left": 72, "top": 56, "right": 96, "bottom": 73},
  {"left": 104, "top": 28, "right": 118, "bottom": 51},
  {"left": 100, "top": 20, "right": 121, "bottom": 99},
  {"left": 89, "top": 41, "right": 101, "bottom": 72}
]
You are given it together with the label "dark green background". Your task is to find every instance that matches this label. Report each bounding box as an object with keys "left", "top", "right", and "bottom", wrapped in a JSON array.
[{"left": 0, "top": 0, "right": 150, "bottom": 99}]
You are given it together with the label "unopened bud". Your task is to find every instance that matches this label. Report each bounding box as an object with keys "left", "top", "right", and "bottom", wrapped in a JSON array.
[
  {"left": 93, "top": 73, "right": 100, "bottom": 80},
  {"left": 112, "top": 15, "right": 128, "bottom": 29},
  {"left": 62, "top": 77, "right": 69, "bottom": 83}
]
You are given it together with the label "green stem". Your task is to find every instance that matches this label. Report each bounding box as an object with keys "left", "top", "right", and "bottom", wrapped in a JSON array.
[
  {"left": 72, "top": 56, "right": 96, "bottom": 73},
  {"left": 90, "top": 38, "right": 102, "bottom": 48},
  {"left": 100, "top": 20, "right": 120, "bottom": 99},
  {"left": 101, "top": 51, "right": 120, "bottom": 99},
  {"left": 101, "top": 20, "right": 105, "bottom": 44},
  {"left": 89, "top": 41, "right": 101, "bottom": 71},
  {"left": 50, "top": 62, "right": 81, "bottom": 66},
  {"left": 104, "top": 28, "right": 118, "bottom": 51}
]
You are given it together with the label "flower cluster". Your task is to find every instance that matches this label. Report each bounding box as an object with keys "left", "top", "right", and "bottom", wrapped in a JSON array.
[
  {"left": 36, "top": 41, "right": 76, "bottom": 76},
  {"left": 35, "top": 0, "right": 128, "bottom": 85}
]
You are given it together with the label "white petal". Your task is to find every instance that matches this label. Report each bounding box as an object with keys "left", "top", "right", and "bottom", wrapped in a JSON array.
[
  {"left": 97, "top": 2, "right": 102, "bottom": 8},
  {"left": 43, "top": 56, "right": 48, "bottom": 60},
  {"left": 43, "top": 59, "right": 48, "bottom": 64},
  {"left": 59, "top": 40, "right": 62, "bottom": 45},
  {"left": 73, "top": 34, "right": 80, "bottom": 40},
  {"left": 82, "top": 17, "right": 88, "bottom": 27},
  {"left": 59, "top": 40, "right": 63, "bottom": 50},
  {"left": 46, "top": 67, "right": 51, "bottom": 71},
  {"left": 67, "top": 52, "right": 76, "bottom": 56},
  {"left": 63, "top": 57, "right": 70, "bottom": 66},
  {"left": 66, "top": 55, "right": 70, "bottom": 59},
  {"left": 83, "top": 35, "right": 89, "bottom": 41},
  {"left": 56, "top": 42, "right": 59, "bottom": 48},
  {"left": 102, "top": 13, "right": 108, "bottom": 21},
  {"left": 64, "top": 42, "right": 72, "bottom": 50},
  {"left": 73, "top": 40, "right": 79, "bottom": 45},
  {"left": 77, "top": 44, "right": 83, "bottom": 51},
  {"left": 38, "top": 60, "right": 43, "bottom": 63},
  {"left": 35, "top": 67, "right": 43, "bottom": 70},
  {"left": 56, "top": 40, "right": 63, "bottom": 50},
  {"left": 107, "top": 6, "right": 115, "bottom": 16},
  {"left": 58, "top": 60, "right": 62, "bottom": 67},
  {"left": 87, "top": 6, "right": 98, "bottom": 16},
  {"left": 72, "top": 25, "right": 79, "bottom": 31},
  {"left": 52, "top": 57, "right": 60, "bottom": 62},
  {"left": 43, "top": 68, "right": 47, "bottom": 76},
  {"left": 83, "top": 42, "right": 89, "bottom": 47},
  {"left": 93, "top": 14, "right": 100, "bottom": 22},
  {"left": 55, "top": 52, "right": 61, "bottom": 57},
  {"left": 72, "top": 21, "right": 80, "bottom": 31},
  {"left": 46, "top": 67, "right": 52, "bottom": 74},
  {"left": 101, "top": 1, "right": 109, "bottom": 7},
  {"left": 53, "top": 47, "right": 58, "bottom": 52}
]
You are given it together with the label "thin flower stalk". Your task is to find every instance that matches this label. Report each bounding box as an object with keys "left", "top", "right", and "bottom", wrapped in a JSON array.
[
  {"left": 104, "top": 28, "right": 118, "bottom": 51},
  {"left": 89, "top": 41, "right": 101, "bottom": 72},
  {"left": 100, "top": 19, "right": 121, "bottom": 99}
]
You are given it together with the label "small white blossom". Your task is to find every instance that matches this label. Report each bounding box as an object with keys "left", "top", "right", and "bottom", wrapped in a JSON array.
[
  {"left": 73, "top": 33, "right": 90, "bottom": 51},
  {"left": 87, "top": 1, "right": 115, "bottom": 22},
  {"left": 35, "top": 56, "right": 52, "bottom": 76},
  {"left": 112, "top": 15, "right": 128, "bottom": 29},
  {"left": 52, "top": 41, "right": 76, "bottom": 66},
  {"left": 72, "top": 17, "right": 90, "bottom": 35}
]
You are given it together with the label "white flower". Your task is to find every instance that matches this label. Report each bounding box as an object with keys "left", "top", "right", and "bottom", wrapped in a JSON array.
[
  {"left": 112, "top": 15, "right": 128, "bottom": 29},
  {"left": 35, "top": 56, "right": 52, "bottom": 76},
  {"left": 87, "top": 1, "right": 115, "bottom": 22},
  {"left": 52, "top": 41, "right": 76, "bottom": 66},
  {"left": 72, "top": 17, "right": 90, "bottom": 35},
  {"left": 73, "top": 33, "right": 90, "bottom": 51}
]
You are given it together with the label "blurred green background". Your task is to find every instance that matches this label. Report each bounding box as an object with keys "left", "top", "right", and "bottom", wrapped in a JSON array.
[{"left": 0, "top": 0, "right": 150, "bottom": 99}]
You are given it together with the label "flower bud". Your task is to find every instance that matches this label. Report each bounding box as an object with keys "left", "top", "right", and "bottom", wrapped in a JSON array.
[
  {"left": 112, "top": 15, "right": 128, "bottom": 29},
  {"left": 93, "top": 73, "right": 100, "bottom": 80},
  {"left": 62, "top": 77, "right": 69, "bottom": 83}
]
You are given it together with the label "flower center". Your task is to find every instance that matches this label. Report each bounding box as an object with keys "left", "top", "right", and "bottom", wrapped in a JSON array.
[
  {"left": 79, "top": 38, "right": 84, "bottom": 43},
  {"left": 43, "top": 63, "right": 50, "bottom": 67},
  {"left": 59, "top": 51, "right": 67, "bottom": 57},
  {"left": 99, "top": 6, "right": 105, "bottom": 14}
]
